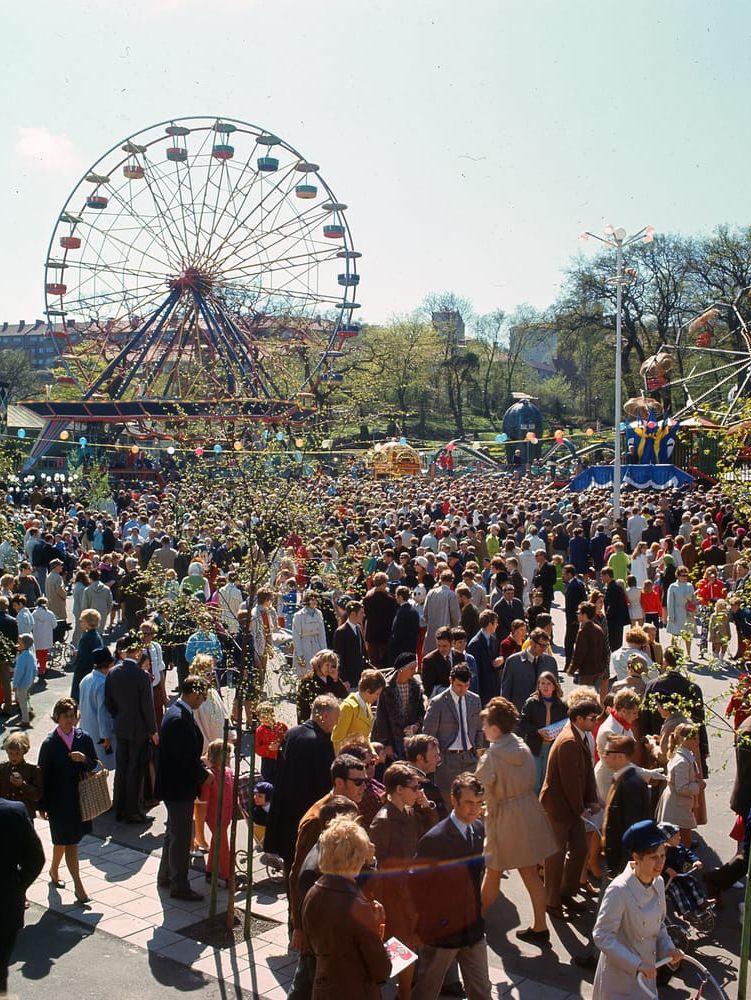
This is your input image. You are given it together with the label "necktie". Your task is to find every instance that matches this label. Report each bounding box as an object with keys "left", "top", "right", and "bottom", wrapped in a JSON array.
[
  {"left": 465, "top": 825, "right": 473, "bottom": 850},
  {"left": 458, "top": 695, "right": 469, "bottom": 751}
]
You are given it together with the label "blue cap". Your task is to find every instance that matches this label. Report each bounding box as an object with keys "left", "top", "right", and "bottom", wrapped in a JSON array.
[{"left": 622, "top": 820, "right": 668, "bottom": 854}]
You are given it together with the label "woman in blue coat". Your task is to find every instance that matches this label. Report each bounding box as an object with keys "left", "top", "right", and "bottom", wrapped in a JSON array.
[{"left": 38, "top": 697, "right": 98, "bottom": 902}]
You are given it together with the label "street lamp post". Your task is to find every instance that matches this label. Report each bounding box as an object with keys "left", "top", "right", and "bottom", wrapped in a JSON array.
[{"left": 579, "top": 224, "right": 655, "bottom": 517}]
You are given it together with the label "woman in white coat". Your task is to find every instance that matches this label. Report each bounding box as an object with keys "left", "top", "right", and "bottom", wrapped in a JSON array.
[
  {"left": 593, "top": 820, "right": 683, "bottom": 999},
  {"left": 291, "top": 591, "right": 327, "bottom": 676}
]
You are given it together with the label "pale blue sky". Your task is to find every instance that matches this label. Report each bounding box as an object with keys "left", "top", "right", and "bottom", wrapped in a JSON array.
[{"left": 2, "top": 0, "right": 749, "bottom": 328}]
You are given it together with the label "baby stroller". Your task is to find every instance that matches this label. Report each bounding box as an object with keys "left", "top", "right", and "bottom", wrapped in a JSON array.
[
  {"left": 664, "top": 870, "right": 717, "bottom": 951},
  {"left": 234, "top": 774, "right": 284, "bottom": 884},
  {"left": 50, "top": 620, "right": 76, "bottom": 670},
  {"left": 638, "top": 954, "right": 730, "bottom": 998}
]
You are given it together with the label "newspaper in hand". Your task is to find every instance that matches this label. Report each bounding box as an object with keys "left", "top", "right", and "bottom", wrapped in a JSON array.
[{"left": 385, "top": 937, "right": 418, "bottom": 977}]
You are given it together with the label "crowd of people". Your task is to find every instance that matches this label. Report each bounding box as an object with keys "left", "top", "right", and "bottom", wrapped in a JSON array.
[{"left": 1, "top": 467, "right": 750, "bottom": 998}]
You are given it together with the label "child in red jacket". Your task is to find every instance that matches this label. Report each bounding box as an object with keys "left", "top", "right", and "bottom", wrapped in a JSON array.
[{"left": 255, "top": 702, "right": 288, "bottom": 783}]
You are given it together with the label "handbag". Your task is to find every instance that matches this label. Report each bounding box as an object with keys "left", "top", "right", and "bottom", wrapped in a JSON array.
[{"left": 78, "top": 766, "right": 111, "bottom": 822}]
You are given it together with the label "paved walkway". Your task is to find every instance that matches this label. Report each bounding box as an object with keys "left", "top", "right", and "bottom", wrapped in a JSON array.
[{"left": 20, "top": 817, "right": 590, "bottom": 999}]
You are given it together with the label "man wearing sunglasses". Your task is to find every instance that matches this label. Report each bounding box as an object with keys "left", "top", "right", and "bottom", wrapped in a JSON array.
[
  {"left": 500, "top": 628, "right": 556, "bottom": 713},
  {"left": 288, "top": 753, "right": 367, "bottom": 950}
]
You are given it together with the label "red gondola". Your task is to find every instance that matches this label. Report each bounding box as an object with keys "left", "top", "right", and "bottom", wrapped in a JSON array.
[
  {"left": 46, "top": 282, "right": 67, "bottom": 295},
  {"left": 60, "top": 236, "right": 81, "bottom": 250}
]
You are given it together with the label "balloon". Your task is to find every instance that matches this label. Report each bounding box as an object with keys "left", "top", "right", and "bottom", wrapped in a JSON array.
[
  {"left": 213, "top": 443, "right": 222, "bottom": 454},
  {"left": 60, "top": 430, "right": 69, "bottom": 440},
  {"left": 399, "top": 436, "right": 407, "bottom": 445},
  {"left": 295, "top": 438, "right": 304, "bottom": 448},
  {"left": 276, "top": 431, "right": 285, "bottom": 441},
  {"left": 499, "top": 433, "right": 508, "bottom": 442},
  {"left": 195, "top": 446, "right": 204, "bottom": 457},
  {"left": 78, "top": 436, "right": 87, "bottom": 446},
  {"left": 262, "top": 429, "right": 269, "bottom": 440},
  {"left": 646, "top": 420, "right": 657, "bottom": 430},
  {"left": 167, "top": 446, "right": 175, "bottom": 455},
  {"left": 585, "top": 427, "right": 595, "bottom": 437},
  {"left": 446, "top": 442, "right": 456, "bottom": 451},
  {"left": 233, "top": 441, "right": 243, "bottom": 451},
  {"left": 526, "top": 432, "right": 537, "bottom": 442},
  {"left": 131, "top": 445, "right": 140, "bottom": 454},
  {"left": 619, "top": 421, "right": 629, "bottom": 431},
  {"left": 16, "top": 428, "right": 25, "bottom": 439},
  {"left": 554, "top": 429, "right": 564, "bottom": 441}
]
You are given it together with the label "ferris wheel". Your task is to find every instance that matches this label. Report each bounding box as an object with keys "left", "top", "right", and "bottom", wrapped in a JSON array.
[
  {"left": 639, "top": 287, "right": 751, "bottom": 427},
  {"left": 37, "top": 116, "right": 360, "bottom": 427}
]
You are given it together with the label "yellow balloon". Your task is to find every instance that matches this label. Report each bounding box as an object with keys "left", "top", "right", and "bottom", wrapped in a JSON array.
[
  {"left": 585, "top": 427, "right": 595, "bottom": 437},
  {"left": 131, "top": 445, "right": 140, "bottom": 454},
  {"left": 60, "top": 430, "right": 69, "bottom": 440},
  {"left": 233, "top": 440, "right": 243, "bottom": 451}
]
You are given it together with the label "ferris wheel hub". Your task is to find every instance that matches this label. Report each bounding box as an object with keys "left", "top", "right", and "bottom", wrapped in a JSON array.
[{"left": 168, "top": 266, "right": 213, "bottom": 295}]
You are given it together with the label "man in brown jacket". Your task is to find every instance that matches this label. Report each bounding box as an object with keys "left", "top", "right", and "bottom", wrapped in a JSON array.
[
  {"left": 567, "top": 601, "right": 608, "bottom": 698},
  {"left": 540, "top": 699, "right": 601, "bottom": 918},
  {"left": 288, "top": 753, "right": 367, "bottom": 949}
]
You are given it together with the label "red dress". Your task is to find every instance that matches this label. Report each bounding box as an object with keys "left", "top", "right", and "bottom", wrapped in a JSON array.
[{"left": 199, "top": 765, "right": 234, "bottom": 879}]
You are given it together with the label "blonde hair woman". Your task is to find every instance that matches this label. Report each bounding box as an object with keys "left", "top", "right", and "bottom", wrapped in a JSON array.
[
  {"left": 190, "top": 653, "right": 229, "bottom": 853},
  {"left": 655, "top": 723, "right": 704, "bottom": 847},
  {"left": 70, "top": 608, "right": 103, "bottom": 703},
  {"left": 303, "top": 818, "right": 390, "bottom": 999}
]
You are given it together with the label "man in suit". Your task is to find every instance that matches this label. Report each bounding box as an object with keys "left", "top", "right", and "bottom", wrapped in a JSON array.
[
  {"left": 156, "top": 675, "right": 212, "bottom": 900},
  {"left": 422, "top": 664, "right": 483, "bottom": 807},
  {"left": 540, "top": 699, "right": 601, "bottom": 918},
  {"left": 388, "top": 585, "right": 420, "bottom": 665},
  {"left": 500, "top": 628, "right": 555, "bottom": 712},
  {"left": 602, "top": 568, "right": 631, "bottom": 652},
  {"left": 532, "top": 551, "right": 557, "bottom": 610},
  {"left": 562, "top": 564, "right": 588, "bottom": 668},
  {"left": 332, "top": 601, "right": 367, "bottom": 689},
  {"left": 104, "top": 635, "right": 158, "bottom": 823},
  {"left": 600, "top": 733, "right": 652, "bottom": 876},
  {"left": 467, "top": 609, "right": 503, "bottom": 706},
  {"left": 264, "top": 694, "right": 340, "bottom": 867},
  {"left": 0, "top": 796, "right": 45, "bottom": 994},
  {"left": 423, "top": 569, "right": 461, "bottom": 655},
  {"left": 490, "top": 584, "right": 525, "bottom": 640},
  {"left": 363, "top": 572, "right": 397, "bottom": 667},
  {"left": 421, "top": 626, "right": 453, "bottom": 698},
  {"left": 411, "top": 772, "right": 492, "bottom": 1000}
]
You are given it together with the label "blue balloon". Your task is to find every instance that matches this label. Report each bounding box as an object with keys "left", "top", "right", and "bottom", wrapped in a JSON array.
[
  {"left": 79, "top": 436, "right": 87, "bottom": 446},
  {"left": 213, "top": 443, "right": 222, "bottom": 454},
  {"left": 499, "top": 433, "right": 508, "bottom": 443},
  {"left": 619, "top": 421, "right": 629, "bottom": 431},
  {"left": 399, "top": 436, "right": 407, "bottom": 445},
  {"left": 17, "top": 428, "right": 26, "bottom": 439}
]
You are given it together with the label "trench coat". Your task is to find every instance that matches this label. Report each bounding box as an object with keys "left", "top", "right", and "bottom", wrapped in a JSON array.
[
  {"left": 593, "top": 866, "right": 675, "bottom": 999},
  {"left": 475, "top": 733, "right": 557, "bottom": 870},
  {"left": 291, "top": 607, "right": 327, "bottom": 674},
  {"left": 655, "top": 747, "right": 701, "bottom": 829}
]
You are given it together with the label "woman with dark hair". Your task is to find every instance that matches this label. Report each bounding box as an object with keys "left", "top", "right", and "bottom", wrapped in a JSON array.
[
  {"left": 476, "top": 696, "right": 557, "bottom": 943},
  {"left": 38, "top": 697, "right": 98, "bottom": 903},
  {"left": 593, "top": 820, "right": 682, "bottom": 998},
  {"left": 519, "top": 671, "right": 567, "bottom": 792}
]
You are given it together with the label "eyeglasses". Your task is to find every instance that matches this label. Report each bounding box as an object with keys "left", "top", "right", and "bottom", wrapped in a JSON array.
[{"left": 347, "top": 776, "right": 368, "bottom": 786}]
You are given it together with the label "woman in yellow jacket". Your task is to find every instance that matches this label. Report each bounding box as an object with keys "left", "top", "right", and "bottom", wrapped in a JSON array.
[{"left": 331, "top": 669, "right": 386, "bottom": 752}]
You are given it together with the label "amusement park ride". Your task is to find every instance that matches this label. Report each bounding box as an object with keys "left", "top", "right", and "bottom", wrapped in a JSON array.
[
  {"left": 16, "top": 116, "right": 751, "bottom": 474},
  {"left": 22, "top": 116, "right": 361, "bottom": 466}
]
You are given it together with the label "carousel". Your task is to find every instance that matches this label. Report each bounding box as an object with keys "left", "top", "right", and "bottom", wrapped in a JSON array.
[{"left": 367, "top": 440, "right": 421, "bottom": 478}]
